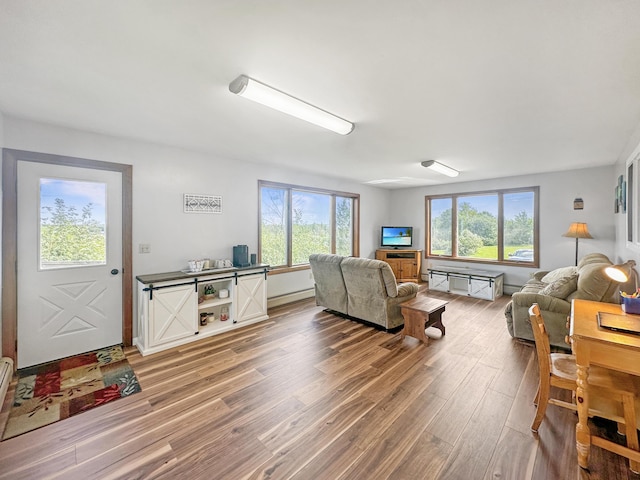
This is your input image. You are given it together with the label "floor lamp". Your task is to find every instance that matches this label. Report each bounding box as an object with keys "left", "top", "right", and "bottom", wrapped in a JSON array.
[{"left": 562, "top": 222, "right": 593, "bottom": 266}]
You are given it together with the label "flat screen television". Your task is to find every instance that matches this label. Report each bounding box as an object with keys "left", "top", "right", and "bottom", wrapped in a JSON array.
[{"left": 380, "top": 226, "right": 413, "bottom": 248}]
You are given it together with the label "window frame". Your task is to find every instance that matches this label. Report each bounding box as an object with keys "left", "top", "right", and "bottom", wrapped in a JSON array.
[
  {"left": 425, "top": 186, "right": 539, "bottom": 267},
  {"left": 259, "top": 180, "right": 360, "bottom": 273}
]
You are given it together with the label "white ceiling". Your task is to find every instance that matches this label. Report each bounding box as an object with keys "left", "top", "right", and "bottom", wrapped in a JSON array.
[{"left": 1, "top": 1, "right": 640, "bottom": 188}]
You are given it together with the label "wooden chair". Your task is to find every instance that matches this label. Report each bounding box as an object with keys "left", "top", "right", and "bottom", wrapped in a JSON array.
[{"left": 528, "top": 303, "right": 640, "bottom": 471}]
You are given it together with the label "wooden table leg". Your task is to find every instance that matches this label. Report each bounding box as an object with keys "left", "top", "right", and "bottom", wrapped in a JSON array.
[
  {"left": 400, "top": 309, "right": 430, "bottom": 343},
  {"left": 401, "top": 305, "right": 447, "bottom": 343},
  {"left": 426, "top": 307, "right": 446, "bottom": 336},
  {"left": 575, "top": 346, "right": 591, "bottom": 469},
  {"left": 621, "top": 392, "right": 640, "bottom": 473}
]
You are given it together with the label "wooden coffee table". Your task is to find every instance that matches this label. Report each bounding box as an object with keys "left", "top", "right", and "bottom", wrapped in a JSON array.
[{"left": 399, "top": 296, "right": 448, "bottom": 343}]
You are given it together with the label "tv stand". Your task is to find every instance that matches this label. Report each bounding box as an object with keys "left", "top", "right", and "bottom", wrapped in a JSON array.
[{"left": 376, "top": 249, "right": 422, "bottom": 283}]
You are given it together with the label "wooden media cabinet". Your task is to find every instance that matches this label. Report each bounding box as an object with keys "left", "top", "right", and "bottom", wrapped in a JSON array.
[{"left": 375, "top": 249, "right": 422, "bottom": 283}]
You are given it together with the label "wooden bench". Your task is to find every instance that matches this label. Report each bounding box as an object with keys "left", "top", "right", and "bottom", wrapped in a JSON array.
[{"left": 400, "top": 296, "right": 448, "bottom": 343}]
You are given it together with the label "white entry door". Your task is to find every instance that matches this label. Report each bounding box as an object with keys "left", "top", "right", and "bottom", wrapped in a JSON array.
[{"left": 17, "top": 161, "right": 123, "bottom": 368}]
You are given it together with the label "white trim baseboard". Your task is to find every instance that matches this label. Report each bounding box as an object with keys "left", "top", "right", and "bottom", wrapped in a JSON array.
[
  {"left": 267, "top": 289, "right": 315, "bottom": 308},
  {"left": 0, "top": 357, "right": 14, "bottom": 408}
]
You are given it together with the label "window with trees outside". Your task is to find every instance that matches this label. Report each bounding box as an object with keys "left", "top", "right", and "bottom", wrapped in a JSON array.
[
  {"left": 426, "top": 187, "right": 538, "bottom": 266},
  {"left": 259, "top": 181, "right": 360, "bottom": 270},
  {"left": 40, "top": 178, "right": 107, "bottom": 270}
]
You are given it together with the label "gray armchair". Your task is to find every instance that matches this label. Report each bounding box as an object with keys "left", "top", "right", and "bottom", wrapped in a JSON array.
[
  {"left": 309, "top": 254, "right": 419, "bottom": 329},
  {"left": 505, "top": 253, "right": 631, "bottom": 349}
]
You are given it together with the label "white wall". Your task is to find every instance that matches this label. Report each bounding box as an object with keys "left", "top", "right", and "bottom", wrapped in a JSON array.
[
  {"left": 1, "top": 116, "right": 391, "bottom": 337},
  {"left": 3, "top": 114, "right": 635, "bottom": 346},
  {"left": 0, "top": 113, "right": 3, "bottom": 353},
  {"left": 389, "top": 166, "right": 616, "bottom": 291},
  {"left": 613, "top": 126, "right": 640, "bottom": 268}
]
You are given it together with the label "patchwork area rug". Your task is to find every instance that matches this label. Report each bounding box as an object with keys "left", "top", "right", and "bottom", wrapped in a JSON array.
[{"left": 2, "top": 345, "right": 141, "bottom": 440}]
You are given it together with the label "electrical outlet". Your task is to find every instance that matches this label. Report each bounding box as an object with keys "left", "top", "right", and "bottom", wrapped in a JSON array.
[{"left": 139, "top": 244, "right": 151, "bottom": 254}]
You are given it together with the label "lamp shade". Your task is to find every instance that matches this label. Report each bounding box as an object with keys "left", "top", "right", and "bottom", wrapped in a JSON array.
[
  {"left": 562, "top": 222, "right": 593, "bottom": 239},
  {"left": 605, "top": 260, "right": 637, "bottom": 283}
]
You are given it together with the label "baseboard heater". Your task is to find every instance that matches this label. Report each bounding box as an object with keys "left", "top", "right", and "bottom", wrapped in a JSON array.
[
  {"left": 267, "top": 288, "right": 315, "bottom": 308},
  {"left": 0, "top": 357, "right": 14, "bottom": 408}
]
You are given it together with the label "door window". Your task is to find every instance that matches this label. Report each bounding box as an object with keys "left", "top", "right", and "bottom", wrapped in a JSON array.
[{"left": 39, "top": 178, "right": 107, "bottom": 270}]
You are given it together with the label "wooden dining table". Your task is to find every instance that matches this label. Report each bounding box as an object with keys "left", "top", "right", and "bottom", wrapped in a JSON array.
[{"left": 570, "top": 299, "right": 640, "bottom": 472}]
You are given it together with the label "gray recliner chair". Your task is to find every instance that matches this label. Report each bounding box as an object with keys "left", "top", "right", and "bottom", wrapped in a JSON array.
[{"left": 309, "top": 254, "right": 419, "bottom": 329}]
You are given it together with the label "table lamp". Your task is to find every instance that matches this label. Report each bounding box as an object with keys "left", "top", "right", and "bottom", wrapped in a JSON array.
[{"left": 604, "top": 260, "right": 638, "bottom": 291}]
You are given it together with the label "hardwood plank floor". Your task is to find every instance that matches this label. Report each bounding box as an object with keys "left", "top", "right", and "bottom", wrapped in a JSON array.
[{"left": 1, "top": 288, "right": 639, "bottom": 479}]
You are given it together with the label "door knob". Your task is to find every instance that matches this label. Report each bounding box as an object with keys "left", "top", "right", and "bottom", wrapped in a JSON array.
[{"left": 111, "top": 269, "right": 119, "bottom": 275}]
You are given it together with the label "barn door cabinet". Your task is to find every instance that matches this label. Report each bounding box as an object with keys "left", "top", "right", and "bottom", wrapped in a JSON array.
[
  {"left": 427, "top": 266, "right": 503, "bottom": 301},
  {"left": 236, "top": 272, "right": 268, "bottom": 323},
  {"left": 135, "top": 266, "right": 269, "bottom": 356}
]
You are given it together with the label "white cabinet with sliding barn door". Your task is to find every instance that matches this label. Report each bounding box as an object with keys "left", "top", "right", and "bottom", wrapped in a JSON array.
[
  {"left": 235, "top": 269, "right": 268, "bottom": 323},
  {"left": 147, "top": 282, "right": 198, "bottom": 349},
  {"left": 135, "top": 266, "right": 269, "bottom": 356},
  {"left": 427, "top": 266, "right": 504, "bottom": 301}
]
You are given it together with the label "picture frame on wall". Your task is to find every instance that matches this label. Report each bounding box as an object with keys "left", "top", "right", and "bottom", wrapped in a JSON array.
[
  {"left": 615, "top": 175, "right": 626, "bottom": 214},
  {"left": 184, "top": 193, "right": 223, "bottom": 214},
  {"left": 573, "top": 197, "right": 584, "bottom": 210},
  {"left": 628, "top": 162, "right": 634, "bottom": 242}
]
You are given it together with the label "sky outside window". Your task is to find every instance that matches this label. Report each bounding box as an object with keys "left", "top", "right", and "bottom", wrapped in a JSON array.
[{"left": 40, "top": 178, "right": 107, "bottom": 225}]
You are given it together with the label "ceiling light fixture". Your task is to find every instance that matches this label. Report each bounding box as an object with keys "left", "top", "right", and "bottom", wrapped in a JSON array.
[
  {"left": 421, "top": 160, "right": 459, "bottom": 177},
  {"left": 229, "top": 75, "right": 354, "bottom": 135},
  {"left": 365, "top": 179, "right": 402, "bottom": 185}
]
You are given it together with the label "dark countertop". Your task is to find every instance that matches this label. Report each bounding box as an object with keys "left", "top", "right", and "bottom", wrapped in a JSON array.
[
  {"left": 136, "top": 264, "right": 270, "bottom": 285},
  {"left": 427, "top": 266, "right": 504, "bottom": 278}
]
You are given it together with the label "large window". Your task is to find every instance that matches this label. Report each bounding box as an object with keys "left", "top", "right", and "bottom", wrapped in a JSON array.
[
  {"left": 259, "top": 181, "right": 359, "bottom": 269},
  {"left": 426, "top": 187, "right": 538, "bottom": 265}
]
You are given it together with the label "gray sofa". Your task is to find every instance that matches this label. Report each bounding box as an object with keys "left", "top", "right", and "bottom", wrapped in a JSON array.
[
  {"left": 309, "top": 253, "right": 419, "bottom": 329},
  {"left": 505, "top": 253, "right": 632, "bottom": 349}
]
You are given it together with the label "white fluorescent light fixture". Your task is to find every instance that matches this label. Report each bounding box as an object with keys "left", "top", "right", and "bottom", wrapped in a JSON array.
[
  {"left": 229, "top": 75, "right": 354, "bottom": 135},
  {"left": 421, "top": 160, "right": 459, "bottom": 177},
  {"left": 364, "top": 179, "right": 402, "bottom": 185}
]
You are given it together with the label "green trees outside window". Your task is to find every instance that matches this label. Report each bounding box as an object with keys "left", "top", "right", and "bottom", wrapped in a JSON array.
[
  {"left": 260, "top": 181, "right": 359, "bottom": 268},
  {"left": 427, "top": 188, "right": 538, "bottom": 265},
  {"left": 39, "top": 177, "right": 107, "bottom": 269},
  {"left": 40, "top": 198, "right": 106, "bottom": 268}
]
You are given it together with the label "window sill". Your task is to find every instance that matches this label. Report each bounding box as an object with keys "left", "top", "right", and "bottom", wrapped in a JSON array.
[{"left": 267, "top": 264, "right": 311, "bottom": 275}]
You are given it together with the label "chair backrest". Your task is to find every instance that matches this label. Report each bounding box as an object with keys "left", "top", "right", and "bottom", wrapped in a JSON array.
[
  {"left": 308, "top": 253, "right": 348, "bottom": 313},
  {"left": 340, "top": 256, "right": 399, "bottom": 297},
  {"left": 529, "top": 303, "right": 551, "bottom": 381}
]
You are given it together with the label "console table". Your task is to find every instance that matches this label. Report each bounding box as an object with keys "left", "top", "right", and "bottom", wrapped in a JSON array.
[
  {"left": 427, "top": 266, "right": 504, "bottom": 301},
  {"left": 135, "top": 265, "right": 269, "bottom": 356}
]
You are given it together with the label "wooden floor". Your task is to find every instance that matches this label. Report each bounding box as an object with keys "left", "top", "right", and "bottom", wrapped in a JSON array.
[{"left": 1, "top": 289, "right": 639, "bottom": 479}]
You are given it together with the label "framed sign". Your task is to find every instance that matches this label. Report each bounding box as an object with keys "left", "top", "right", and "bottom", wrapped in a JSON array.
[{"left": 184, "top": 194, "right": 222, "bottom": 214}]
